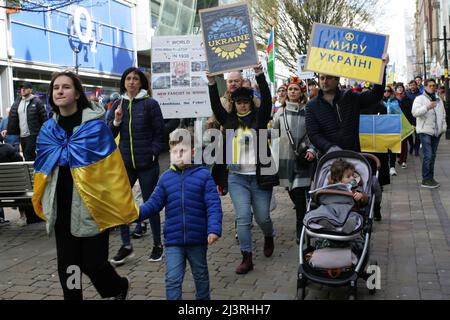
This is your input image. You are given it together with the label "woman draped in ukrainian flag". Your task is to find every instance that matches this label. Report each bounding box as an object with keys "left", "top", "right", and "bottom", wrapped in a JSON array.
[{"left": 32, "top": 71, "right": 138, "bottom": 300}]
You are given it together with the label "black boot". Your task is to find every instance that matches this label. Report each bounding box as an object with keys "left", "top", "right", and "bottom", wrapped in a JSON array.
[{"left": 374, "top": 202, "right": 382, "bottom": 221}]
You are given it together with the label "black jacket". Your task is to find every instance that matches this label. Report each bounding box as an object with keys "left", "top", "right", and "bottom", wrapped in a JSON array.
[
  {"left": 397, "top": 94, "right": 415, "bottom": 126},
  {"left": 0, "top": 143, "right": 22, "bottom": 163},
  {"left": 208, "top": 73, "right": 277, "bottom": 186},
  {"left": 7, "top": 96, "right": 47, "bottom": 136},
  {"left": 305, "top": 74, "right": 385, "bottom": 155}
]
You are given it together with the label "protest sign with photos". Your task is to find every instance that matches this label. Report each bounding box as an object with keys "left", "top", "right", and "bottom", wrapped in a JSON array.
[{"left": 151, "top": 35, "right": 212, "bottom": 119}]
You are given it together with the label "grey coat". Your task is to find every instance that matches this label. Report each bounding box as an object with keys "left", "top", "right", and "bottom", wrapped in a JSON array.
[{"left": 272, "top": 102, "right": 317, "bottom": 190}]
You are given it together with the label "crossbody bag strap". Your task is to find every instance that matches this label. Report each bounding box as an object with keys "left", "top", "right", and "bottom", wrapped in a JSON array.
[{"left": 283, "top": 107, "right": 306, "bottom": 157}]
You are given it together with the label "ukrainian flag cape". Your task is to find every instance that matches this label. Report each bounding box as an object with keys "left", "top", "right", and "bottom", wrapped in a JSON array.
[{"left": 32, "top": 118, "right": 138, "bottom": 231}]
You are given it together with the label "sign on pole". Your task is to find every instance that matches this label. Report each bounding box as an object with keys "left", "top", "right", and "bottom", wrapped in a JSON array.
[
  {"left": 297, "top": 54, "right": 315, "bottom": 79},
  {"left": 199, "top": 2, "right": 259, "bottom": 75},
  {"left": 151, "top": 35, "right": 212, "bottom": 119},
  {"left": 305, "top": 23, "right": 389, "bottom": 84}
]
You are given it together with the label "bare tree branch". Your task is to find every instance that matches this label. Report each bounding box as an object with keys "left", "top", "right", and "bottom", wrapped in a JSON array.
[{"left": 250, "top": 0, "right": 382, "bottom": 74}]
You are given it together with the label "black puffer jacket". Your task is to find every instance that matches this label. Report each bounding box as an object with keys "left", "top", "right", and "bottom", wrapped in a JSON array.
[
  {"left": 305, "top": 74, "right": 385, "bottom": 155},
  {"left": 107, "top": 90, "right": 165, "bottom": 170},
  {"left": 7, "top": 96, "right": 47, "bottom": 136}
]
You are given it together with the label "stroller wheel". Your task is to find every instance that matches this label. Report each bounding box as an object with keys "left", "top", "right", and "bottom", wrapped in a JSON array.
[
  {"left": 296, "top": 287, "right": 306, "bottom": 300},
  {"left": 348, "top": 281, "right": 357, "bottom": 300}
]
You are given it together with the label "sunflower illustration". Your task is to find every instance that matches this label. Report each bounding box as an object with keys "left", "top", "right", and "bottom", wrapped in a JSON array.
[{"left": 208, "top": 17, "right": 249, "bottom": 60}]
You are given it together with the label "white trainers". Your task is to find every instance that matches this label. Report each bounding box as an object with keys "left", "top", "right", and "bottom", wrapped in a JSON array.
[
  {"left": 389, "top": 167, "right": 397, "bottom": 176},
  {"left": 16, "top": 217, "right": 27, "bottom": 227},
  {"left": 401, "top": 162, "right": 407, "bottom": 169}
]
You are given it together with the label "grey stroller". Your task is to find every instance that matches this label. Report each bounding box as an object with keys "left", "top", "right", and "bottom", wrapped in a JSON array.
[{"left": 297, "top": 150, "right": 380, "bottom": 300}]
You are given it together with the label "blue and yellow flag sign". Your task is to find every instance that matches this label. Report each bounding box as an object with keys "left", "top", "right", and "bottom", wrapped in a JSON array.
[
  {"left": 305, "top": 23, "right": 389, "bottom": 84},
  {"left": 32, "top": 119, "right": 138, "bottom": 231},
  {"left": 199, "top": 2, "right": 258, "bottom": 75},
  {"left": 359, "top": 115, "right": 401, "bottom": 153}
]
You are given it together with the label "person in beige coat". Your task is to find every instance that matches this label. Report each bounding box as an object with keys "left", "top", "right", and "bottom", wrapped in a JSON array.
[{"left": 412, "top": 78, "right": 447, "bottom": 188}]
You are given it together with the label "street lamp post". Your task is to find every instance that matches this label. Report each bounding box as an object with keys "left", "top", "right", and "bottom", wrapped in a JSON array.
[
  {"left": 423, "top": 49, "right": 427, "bottom": 79},
  {"left": 444, "top": 26, "right": 450, "bottom": 139},
  {"left": 74, "top": 46, "right": 80, "bottom": 74}
]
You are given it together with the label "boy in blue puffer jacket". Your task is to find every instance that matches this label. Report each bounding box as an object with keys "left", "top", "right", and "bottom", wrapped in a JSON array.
[{"left": 139, "top": 128, "right": 222, "bottom": 300}]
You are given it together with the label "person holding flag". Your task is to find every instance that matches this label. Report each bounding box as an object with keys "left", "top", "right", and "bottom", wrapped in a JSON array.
[{"left": 32, "top": 71, "right": 137, "bottom": 300}]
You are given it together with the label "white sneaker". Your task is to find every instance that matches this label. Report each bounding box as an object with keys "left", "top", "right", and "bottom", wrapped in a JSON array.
[
  {"left": 16, "top": 217, "right": 27, "bottom": 227},
  {"left": 389, "top": 167, "right": 397, "bottom": 176},
  {"left": 401, "top": 162, "right": 407, "bottom": 169}
]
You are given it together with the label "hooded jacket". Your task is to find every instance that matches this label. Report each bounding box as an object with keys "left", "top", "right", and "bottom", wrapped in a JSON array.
[
  {"left": 107, "top": 89, "right": 165, "bottom": 170},
  {"left": 139, "top": 165, "right": 222, "bottom": 247}
]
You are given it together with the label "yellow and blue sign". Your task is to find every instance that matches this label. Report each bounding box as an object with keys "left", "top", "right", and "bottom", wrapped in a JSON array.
[
  {"left": 359, "top": 115, "right": 401, "bottom": 153},
  {"left": 305, "top": 23, "right": 389, "bottom": 84}
]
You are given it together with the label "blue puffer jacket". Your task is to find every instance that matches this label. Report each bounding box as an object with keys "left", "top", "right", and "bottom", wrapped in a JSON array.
[
  {"left": 107, "top": 90, "right": 165, "bottom": 170},
  {"left": 139, "top": 165, "right": 223, "bottom": 247}
]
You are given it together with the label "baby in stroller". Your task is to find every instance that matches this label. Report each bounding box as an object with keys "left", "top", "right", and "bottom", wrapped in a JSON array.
[
  {"left": 329, "top": 159, "right": 368, "bottom": 208},
  {"left": 304, "top": 158, "right": 368, "bottom": 236},
  {"left": 297, "top": 151, "right": 380, "bottom": 299}
]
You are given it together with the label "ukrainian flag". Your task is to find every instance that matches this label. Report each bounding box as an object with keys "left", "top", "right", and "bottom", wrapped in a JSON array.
[
  {"left": 32, "top": 119, "right": 138, "bottom": 231},
  {"left": 384, "top": 99, "right": 415, "bottom": 141},
  {"left": 359, "top": 114, "right": 402, "bottom": 153}
]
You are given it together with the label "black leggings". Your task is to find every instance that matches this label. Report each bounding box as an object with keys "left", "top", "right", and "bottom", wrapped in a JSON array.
[{"left": 288, "top": 187, "right": 309, "bottom": 232}]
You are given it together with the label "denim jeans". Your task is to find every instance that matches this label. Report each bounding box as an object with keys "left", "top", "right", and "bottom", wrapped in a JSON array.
[
  {"left": 418, "top": 133, "right": 441, "bottom": 180},
  {"left": 120, "top": 165, "right": 161, "bottom": 247},
  {"left": 228, "top": 173, "right": 274, "bottom": 253},
  {"left": 165, "top": 245, "right": 210, "bottom": 300}
]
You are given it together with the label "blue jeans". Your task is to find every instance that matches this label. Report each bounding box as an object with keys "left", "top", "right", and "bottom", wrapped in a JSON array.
[
  {"left": 165, "top": 245, "right": 210, "bottom": 300},
  {"left": 120, "top": 165, "right": 161, "bottom": 247},
  {"left": 228, "top": 173, "right": 274, "bottom": 253},
  {"left": 419, "top": 133, "right": 441, "bottom": 180}
]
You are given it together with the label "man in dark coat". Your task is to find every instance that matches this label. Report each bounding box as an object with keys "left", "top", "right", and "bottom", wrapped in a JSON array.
[
  {"left": 305, "top": 55, "right": 388, "bottom": 155},
  {"left": 6, "top": 82, "right": 47, "bottom": 161}
]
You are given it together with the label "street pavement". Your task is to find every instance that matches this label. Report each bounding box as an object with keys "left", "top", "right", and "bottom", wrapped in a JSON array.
[{"left": 1, "top": 140, "right": 450, "bottom": 300}]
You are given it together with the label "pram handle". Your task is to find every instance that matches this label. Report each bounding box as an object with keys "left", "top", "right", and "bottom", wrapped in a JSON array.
[
  {"left": 361, "top": 153, "right": 381, "bottom": 170},
  {"left": 313, "top": 189, "right": 354, "bottom": 203}
]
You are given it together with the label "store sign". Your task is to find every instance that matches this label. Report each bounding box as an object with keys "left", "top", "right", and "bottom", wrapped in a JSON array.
[
  {"left": 151, "top": 35, "right": 212, "bottom": 119},
  {"left": 70, "top": 7, "right": 97, "bottom": 53}
]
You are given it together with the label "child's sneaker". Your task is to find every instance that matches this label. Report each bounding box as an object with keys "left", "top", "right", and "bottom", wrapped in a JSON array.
[
  {"left": 148, "top": 245, "right": 163, "bottom": 262},
  {"left": 132, "top": 222, "right": 147, "bottom": 239},
  {"left": 110, "top": 246, "right": 134, "bottom": 265}
]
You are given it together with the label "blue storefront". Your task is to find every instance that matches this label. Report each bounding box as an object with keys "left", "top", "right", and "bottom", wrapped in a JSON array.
[{"left": 0, "top": 0, "right": 136, "bottom": 116}]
